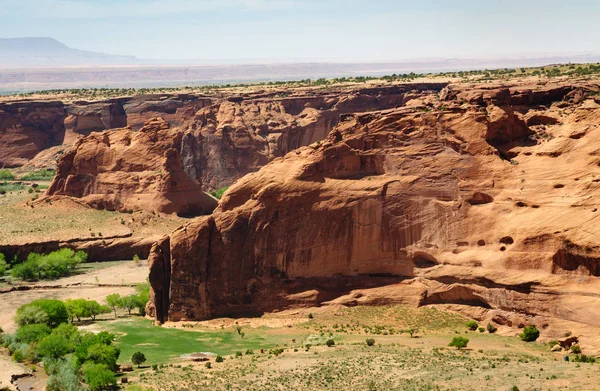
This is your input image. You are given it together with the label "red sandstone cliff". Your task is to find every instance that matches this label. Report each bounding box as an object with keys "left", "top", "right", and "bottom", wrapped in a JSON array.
[
  {"left": 44, "top": 118, "right": 217, "bottom": 215},
  {"left": 0, "top": 94, "right": 212, "bottom": 168},
  {"left": 41, "top": 84, "right": 446, "bottom": 213},
  {"left": 147, "top": 80, "right": 600, "bottom": 350}
]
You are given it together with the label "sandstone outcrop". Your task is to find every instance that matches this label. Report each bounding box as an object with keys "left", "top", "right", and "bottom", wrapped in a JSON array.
[
  {"left": 44, "top": 118, "right": 217, "bottom": 215},
  {"left": 0, "top": 94, "right": 212, "bottom": 168},
  {"left": 0, "top": 101, "right": 67, "bottom": 167},
  {"left": 42, "top": 84, "right": 447, "bottom": 213},
  {"left": 147, "top": 80, "right": 600, "bottom": 351}
]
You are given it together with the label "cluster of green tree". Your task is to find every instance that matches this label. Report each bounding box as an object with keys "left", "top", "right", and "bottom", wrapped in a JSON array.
[
  {"left": 106, "top": 283, "right": 151, "bottom": 318},
  {"left": 1, "top": 299, "right": 120, "bottom": 390},
  {"left": 65, "top": 299, "right": 111, "bottom": 323},
  {"left": 10, "top": 249, "right": 87, "bottom": 281},
  {"left": 20, "top": 169, "right": 57, "bottom": 181}
]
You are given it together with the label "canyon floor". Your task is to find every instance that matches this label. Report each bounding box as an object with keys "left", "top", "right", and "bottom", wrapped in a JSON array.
[{"left": 3, "top": 260, "right": 598, "bottom": 391}]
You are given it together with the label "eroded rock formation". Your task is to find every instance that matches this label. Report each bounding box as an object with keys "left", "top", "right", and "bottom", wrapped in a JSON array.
[
  {"left": 148, "top": 80, "right": 600, "bottom": 350},
  {"left": 44, "top": 118, "right": 217, "bottom": 215},
  {"left": 42, "top": 84, "right": 447, "bottom": 213},
  {"left": 0, "top": 94, "right": 211, "bottom": 167}
]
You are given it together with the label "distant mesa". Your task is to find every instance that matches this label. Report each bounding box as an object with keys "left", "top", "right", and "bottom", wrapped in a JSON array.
[{"left": 0, "top": 37, "right": 141, "bottom": 68}]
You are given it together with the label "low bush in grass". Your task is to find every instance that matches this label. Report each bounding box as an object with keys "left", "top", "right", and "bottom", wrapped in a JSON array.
[
  {"left": 366, "top": 338, "right": 375, "bottom": 346},
  {"left": 0, "top": 170, "right": 15, "bottom": 180},
  {"left": 448, "top": 337, "right": 469, "bottom": 349},
  {"left": 486, "top": 322, "right": 498, "bottom": 333},
  {"left": 132, "top": 351, "right": 146, "bottom": 367},
  {"left": 466, "top": 320, "right": 478, "bottom": 331},
  {"left": 519, "top": 326, "right": 540, "bottom": 342},
  {"left": 11, "top": 249, "right": 87, "bottom": 281}
]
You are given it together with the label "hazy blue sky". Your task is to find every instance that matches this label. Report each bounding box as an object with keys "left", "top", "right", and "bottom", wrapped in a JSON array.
[{"left": 2, "top": 0, "right": 599, "bottom": 61}]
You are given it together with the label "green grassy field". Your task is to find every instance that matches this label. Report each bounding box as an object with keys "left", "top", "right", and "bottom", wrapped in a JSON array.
[
  {"left": 101, "top": 318, "right": 295, "bottom": 365},
  {"left": 87, "top": 305, "right": 600, "bottom": 391}
]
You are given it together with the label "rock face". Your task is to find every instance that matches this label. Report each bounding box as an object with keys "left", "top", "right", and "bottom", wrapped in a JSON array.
[
  {"left": 0, "top": 101, "right": 67, "bottom": 167},
  {"left": 42, "top": 84, "right": 447, "bottom": 213},
  {"left": 0, "top": 94, "right": 212, "bottom": 168},
  {"left": 148, "top": 80, "right": 600, "bottom": 349},
  {"left": 44, "top": 118, "right": 217, "bottom": 215},
  {"left": 156, "top": 84, "right": 447, "bottom": 190}
]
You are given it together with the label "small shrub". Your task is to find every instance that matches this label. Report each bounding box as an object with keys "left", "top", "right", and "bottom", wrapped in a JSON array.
[
  {"left": 326, "top": 339, "right": 335, "bottom": 347},
  {"left": 210, "top": 187, "right": 229, "bottom": 199},
  {"left": 0, "top": 255, "right": 8, "bottom": 275},
  {"left": 205, "top": 361, "right": 211, "bottom": 369},
  {"left": 486, "top": 322, "right": 498, "bottom": 333},
  {"left": 573, "top": 354, "right": 596, "bottom": 363},
  {"left": 478, "top": 327, "right": 485, "bottom": 333},
  {"left": 466, "top": 320, "right": 478, "bottom": 331},
  {"left": 308, "top": 313, "right": 314, "bottom": 319},
  {"left": 235, "top": 351, "right": 242, "bottom": 357},
  {"left": 366, "top": 338, "right": 375, "bottom": 346},
  {"left": 215, "top": 355, "right": 223, "bottom": 363},
  {"left": 570, "top": 345, "right": 582, "bottom": 354},
  {"left": 12, "top": 349, "right": 24, "bottom": 362},
  {"left": 448, "top": 337, "right": 469, "bottom": 349},
  {"left": 519, "top": 326, "right": 540, "bottom": 342},
  {"left": 0, "top": 170, "right": 15, "bottom": 180}
]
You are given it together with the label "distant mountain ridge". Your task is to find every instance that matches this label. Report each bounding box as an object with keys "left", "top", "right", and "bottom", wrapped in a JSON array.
[{"left": 0, "top": 37, "right": 141, "bottom": 67}]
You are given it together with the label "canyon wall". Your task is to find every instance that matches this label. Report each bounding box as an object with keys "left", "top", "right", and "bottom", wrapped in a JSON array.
[
  {"left": 147, "top": 81, "right": 600, "bottom": 344},
  {"left": 0, "top": 94, "right": 212, "bottom": 167},
  {"left": 40, "top": 84, "right": 447, "bottom": 213}
]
